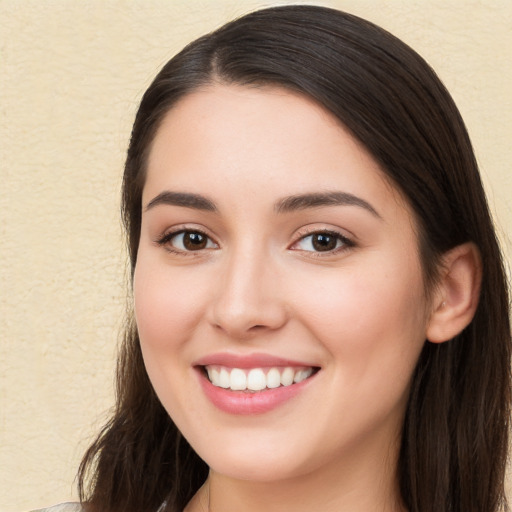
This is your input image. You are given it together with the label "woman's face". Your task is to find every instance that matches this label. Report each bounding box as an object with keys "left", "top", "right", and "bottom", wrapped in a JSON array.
[{"left": 134, "top": 84, "right": 431, "bottom": 482}]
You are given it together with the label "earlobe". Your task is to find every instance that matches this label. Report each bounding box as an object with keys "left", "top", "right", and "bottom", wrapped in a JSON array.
[{"left": 426, "top": 243, "right": 482, "bottom": 344}]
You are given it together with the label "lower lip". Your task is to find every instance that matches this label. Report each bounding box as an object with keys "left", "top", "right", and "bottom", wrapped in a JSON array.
[{"left": 197, "top": 369, "right": 315, "bottom": 415}]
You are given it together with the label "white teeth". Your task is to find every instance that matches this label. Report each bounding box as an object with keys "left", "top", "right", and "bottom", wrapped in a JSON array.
[
  {"left": 230, "top": 368, "right": 247, "bottom": 390},
  {"left": 209, "top": 367, "right": 219, "bottom": 385},
  {"left": 280, "top": 367, "right": 295, "bottom": 386},
  {"left": 293, "top": 368, "right": 313, "bottom": 383},
  {"left": 266, "top": 368, "right": 281, "bottom": 389},
  {"left": 205, "top": 365, "right": 315, "bottom": 391},
  {"left": 219, "top": 367, "right": 230, "bottom": 388},
  {"left": 247, "top": 368, "right": 267, "bottom": 391}
]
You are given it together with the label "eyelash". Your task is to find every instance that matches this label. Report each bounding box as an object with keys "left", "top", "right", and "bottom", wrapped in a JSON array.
[
  {"left": 155, "top": 228, "right": 355, "bottom": 256},
  {"left": 155, "top": 228, "right": 218, "bottom": 255},
  {"left": 290, "top": 229, "right": 355, "bottom": 256}
]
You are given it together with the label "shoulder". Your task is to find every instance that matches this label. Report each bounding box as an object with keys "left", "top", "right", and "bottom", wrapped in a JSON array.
[{"left": 30, "top": 503, "right": 83, "bottom": 512}]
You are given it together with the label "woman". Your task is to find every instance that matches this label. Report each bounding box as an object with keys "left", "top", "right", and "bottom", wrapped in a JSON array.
[{"left": 65, "top": 4, "right": 509, "bottom": 512}]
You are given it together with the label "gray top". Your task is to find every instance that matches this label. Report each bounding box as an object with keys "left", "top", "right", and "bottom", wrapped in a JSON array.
[
  {"left": 30, "top": 503, "right": 82, "bottom": 512},
  {"left": 30, "top": 501, "right": 166, "bottom": 512}
]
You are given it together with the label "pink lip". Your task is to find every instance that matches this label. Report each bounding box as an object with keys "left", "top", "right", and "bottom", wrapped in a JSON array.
[
  {"left": 193, "top": 352, "right": 319, "bottom": 415},
  {"left": 197, "top": 371, "right": 315, "bottom": 415},
  {"left": 193, "top": 352, "right": 314, "bottom": 369}
]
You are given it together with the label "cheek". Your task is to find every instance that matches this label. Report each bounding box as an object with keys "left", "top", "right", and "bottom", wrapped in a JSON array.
[
  {"left": 133, "top": 254, "right": 210, "bottom": 422},
  {"left": 293, "top": 254, "right": 428, "bottom": 374},
  {"left": 295, "top": 260, "right": 428, "bottom": 437},
  {"left": 133, "top": 255, "right": 209, "bottom": 349}
]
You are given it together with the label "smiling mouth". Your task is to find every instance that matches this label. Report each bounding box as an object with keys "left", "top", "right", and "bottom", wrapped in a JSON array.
[{"left": 202, "top": 365, "right": 319, "bottom": 392}]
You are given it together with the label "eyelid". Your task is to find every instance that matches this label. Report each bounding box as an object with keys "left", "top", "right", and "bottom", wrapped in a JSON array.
[
  {"left": 154, "top": 225, "right": 219, "bottom": 254},
  {"left": 289, "top": 226, "right": 355, "bottom": 255}
]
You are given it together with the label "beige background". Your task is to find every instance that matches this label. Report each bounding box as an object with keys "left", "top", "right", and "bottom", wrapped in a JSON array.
[{"left": 0, "top": 1, "right": 510, "bottom": 510}]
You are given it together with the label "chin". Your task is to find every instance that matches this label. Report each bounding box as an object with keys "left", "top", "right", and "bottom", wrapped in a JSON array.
[
  {"left": 207, "top": 454, "right": 309, "bottom": 483},
  {"left": 190, "top": 430, "right": 323, "bottom": 483}
]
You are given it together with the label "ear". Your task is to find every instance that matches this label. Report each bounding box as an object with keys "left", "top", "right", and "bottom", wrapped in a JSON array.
[{"left": 426, "top": 242, "right": 482, "bottom": 344}]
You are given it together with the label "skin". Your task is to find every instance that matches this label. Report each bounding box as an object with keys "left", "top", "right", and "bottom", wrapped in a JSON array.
[{"left": 134, "top": 84, "right": 434, "bottom": 512}]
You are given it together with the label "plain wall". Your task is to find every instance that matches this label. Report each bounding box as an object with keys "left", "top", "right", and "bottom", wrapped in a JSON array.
[{"left": 1, "top": 1, "right": 510, "bottom": 510}]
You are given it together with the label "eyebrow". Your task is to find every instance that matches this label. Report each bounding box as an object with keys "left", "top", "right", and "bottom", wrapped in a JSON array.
[
  {"left": 275, "top": 191, "right": 381, "bottom": 218},
  {"left": 145, "top": 189, "right": 380, "bottom": 218},
  {"left": 145, "top": 191, "right": 217, "bottom": 212}
]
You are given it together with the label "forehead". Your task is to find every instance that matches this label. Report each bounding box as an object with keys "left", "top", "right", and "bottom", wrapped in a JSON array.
[{"left": 144, "top": 83, "right": 409, "bottom": 217}]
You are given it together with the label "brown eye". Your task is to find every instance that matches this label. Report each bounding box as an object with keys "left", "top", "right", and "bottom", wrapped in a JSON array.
[
  {"left": 311, "top": 233, "right": 338, "bottom": 251},
  {"left": 292, "top": 230, "right": 353, "bottom": 253},
  {"left": 182, "top": 232, "right": 208, "bottom": 250},
  {"left": 158, "top": 230, "right": 218, "bottom": 252}
]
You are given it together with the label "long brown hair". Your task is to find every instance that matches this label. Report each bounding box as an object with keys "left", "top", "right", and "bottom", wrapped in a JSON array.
[{"left": 79, "top": 5, "right": 511, "bottom": 512}]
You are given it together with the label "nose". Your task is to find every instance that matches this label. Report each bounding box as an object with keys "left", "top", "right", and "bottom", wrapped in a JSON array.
[{"left": 208, "top": 247, "right": 288, "bottom": 339}]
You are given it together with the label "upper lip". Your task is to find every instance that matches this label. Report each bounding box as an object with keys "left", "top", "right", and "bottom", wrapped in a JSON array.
[{"left": 193, "top": 352, "right": 319, "bottom": 369}]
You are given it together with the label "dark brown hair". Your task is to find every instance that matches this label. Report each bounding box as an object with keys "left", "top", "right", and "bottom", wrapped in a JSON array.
[{"left": 79, "top": 5, "right": 511, "bottom": 512}]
